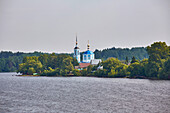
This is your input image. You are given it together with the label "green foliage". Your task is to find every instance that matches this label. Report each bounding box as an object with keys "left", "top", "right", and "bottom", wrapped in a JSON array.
[
  {"left": 146, "top": 61, "right": 160, "bottom": 78},
  {"left": 94, "top": 69, "right": 107, "bottom": 77},
  {"left": 128, "top": 62, "right": 144, "bottom": 78},
  {"left": 38, "top": 54, "right": 48, "bottom": 68},
  {"left": 72, "top": 69, "right": 81, "bottom": 76},
  {"left": 72, "top": 58, "right": 79, "bottom": 66},
  {"left": 102, "top": 58, "right": 128, "bottom": 77},
  {"left": 159, "top": 58, "right": 170, "bottom": 79},
  {"left": 140, "top": 59, "right": 148, "bottom": 76},
  {"left": 18, "top": 57, "right": 43, "bottom": 74},
  {"left": 28, "top": 67, "right": 36, "bottom": 75},
  {"left": 81, "top": 69, "right": 87, "bottom": 76},
  {"left": 87, "top": 65, "right": 93, "bottom": 75},
  {"left": 0, "top": 51, "right": 43, "bottom": 72},
  {"left": 125, "top": 56, "right": 129, "bottom": 65},
  {"left": 146, "top": 42, "right": 170, "bottom": 78},
  {"left": 102, "top": 58, "right": 122, "bottom": 72},
  {"left": 147, "top": 42, "right": 170, "bottom": 60},
  {"left": 17, "top": 53, "right": 76, "bottom": 76},
  {"left": 108, "top": 68, "right": 117, "bottom": 77},
  {"left": 131, "top": 56, "right": 139, "bottom": 64},
  {"left": 94, "top": 47, "right": 148, "bottom": 61},
  {"left": 115, "top": 64, "right": 128, "bottom": 77},
  {"left": 41, "top": 67, "right": 60, "bottom": 76},
  {"left": 2, "top": 41, "right": 170, "bottom": 80},
  {"left": 62, "top": 57, "right": 74, "bottom": 71}
]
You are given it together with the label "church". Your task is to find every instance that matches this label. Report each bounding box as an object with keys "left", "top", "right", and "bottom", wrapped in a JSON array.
[{"left": 73, "top": 36, "right": 102, "bottom": 70}]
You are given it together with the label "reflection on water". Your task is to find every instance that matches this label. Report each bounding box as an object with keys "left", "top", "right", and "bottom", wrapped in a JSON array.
[{"left": 0, "top": 72, "right": 170, "bottom": 113}]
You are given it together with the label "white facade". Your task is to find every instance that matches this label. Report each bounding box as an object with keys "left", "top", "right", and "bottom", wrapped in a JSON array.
[
  {"left": 82, "top": 50, "right": 94, "bottom": 63},
  {"left": 91, "top": 59, "right": 102, "bottom": 65},
  {"left": 74, "top": 48, "right": 80, "bottom": 63}
]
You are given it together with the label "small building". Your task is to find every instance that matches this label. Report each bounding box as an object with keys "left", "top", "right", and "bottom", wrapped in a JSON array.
[{"left": 91, "top": 59, "right": 102, "bottom": 66}]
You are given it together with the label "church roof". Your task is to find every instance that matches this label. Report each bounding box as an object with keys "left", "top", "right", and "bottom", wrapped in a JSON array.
[
  {"left": 79, "top": 63, "right": 90, "bottom": 68},
  {"left": 83, "top": 50, "right": 94, "bottom": 55}
]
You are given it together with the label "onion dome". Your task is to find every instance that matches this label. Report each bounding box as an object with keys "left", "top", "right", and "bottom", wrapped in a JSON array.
[
  {"left": 84, "top": 50, "right": 94, "bottom": 55},
  {"left": 74, "top": 46, "right": 79, "bottom": 49}
]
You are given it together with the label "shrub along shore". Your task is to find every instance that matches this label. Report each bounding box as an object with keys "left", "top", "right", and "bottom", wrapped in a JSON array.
[{"left": 17, "top": 42, "right": 170, "bottom": 80}]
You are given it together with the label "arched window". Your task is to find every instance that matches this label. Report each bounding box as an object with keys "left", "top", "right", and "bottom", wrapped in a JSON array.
[
  {"left": 74, "top": 50, "right": 76, "bottom": 55},
  {"left": 88, "top": 55, "right": 90, "bottom": 60},
  {"left": 84, "top": 55, "right": 86, "bottom": 60}
]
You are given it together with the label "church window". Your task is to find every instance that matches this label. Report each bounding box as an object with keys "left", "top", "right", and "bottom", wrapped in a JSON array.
[
  {"left": 84, "top": 55, "right": 86, "bottom": 60},
  {"left": 88, "top": 55, "right": 90, "bottom": 60},
  {"left": 75, "top": 50, "right": 76, "bottom": 55}
]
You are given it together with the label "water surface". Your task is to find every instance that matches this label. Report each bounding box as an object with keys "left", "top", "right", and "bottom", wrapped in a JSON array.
[{"left": 0, "top": 72, "right": 170, "bottom": 113}]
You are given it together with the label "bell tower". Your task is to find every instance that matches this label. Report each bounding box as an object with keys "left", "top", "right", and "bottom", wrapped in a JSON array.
[{"left": 73, "top": 35, "right": 81, "bottom": 63}]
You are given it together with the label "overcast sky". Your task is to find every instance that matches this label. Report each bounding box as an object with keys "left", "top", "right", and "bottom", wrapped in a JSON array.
[{"left": 0, "top": 0, "right": 169, "bottom": 53}]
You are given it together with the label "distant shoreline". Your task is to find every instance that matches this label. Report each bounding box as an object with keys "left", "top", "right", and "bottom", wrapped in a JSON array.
[{"left": 15, "top": 74, "right": 166, "bottom": 80}]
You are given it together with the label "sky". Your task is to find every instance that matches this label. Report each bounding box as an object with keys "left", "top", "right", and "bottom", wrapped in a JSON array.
[{"left": 0, "top": 0, "right": 169, "bottom": 53}]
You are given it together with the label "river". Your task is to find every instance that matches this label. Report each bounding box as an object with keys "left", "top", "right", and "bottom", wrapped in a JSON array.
[{"left": 0, "top": 72, "right": 170, "bottom": 113}]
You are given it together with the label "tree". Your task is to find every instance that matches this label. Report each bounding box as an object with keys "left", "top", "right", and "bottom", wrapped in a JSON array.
[
  {"left": 62, "top": 57, "right": 74, "bottom": 71},
  {"left": 38, "top": 54, "right": 48, "bottom": 69},
  {"left": 17, "top": 63, "right": 27, "bottom": 74},
  {"left": 108, "top": 67, "right": 117, "bottom": 77},
  {"left": 72, "top": 58, "right": 79, "bottom": 66},
  {"left": 146, "top": 42, "right": 170, "bottom": 78},
  {"left": 72, "top": 69, "right": 81, "bottom": 76},
  {"left": 81, "top": 69, "right": 87, "bottom": 76},
  {"left": 147, "top": 42, "right": 169, "bottom": 60},
  {"left": 140, "top": 59, "right": 148, "bottom": 77},
  {"left": 102, "top": 57, "right": 122, "bottom": 72},
  {"left": 115, "top": 64, "right": 128, "bottom": 77},
  {"left": 127, "top": 62, "right": 142, "bottom": 78},
  {"left": 94, "top": 47, "right": 148, "bottom": 61},
  {"left": 94, "top": 69, "right": 107, "bottom": 77},
  {"left": 146, "top": 61, "right": 160, "bottom": 78},
  {"left": 18, "top": 56, "right": 42, "bottom": 74},
  {"left": 28, "top": 67, "right": 35, "bottom": 75},
  {"left": 87, "top": 65, "right": 93, "bottom": 75},
  {"left": 131, "top": 56, "right": 139, "bottom": 64},
  {"left": 159, "top": 58, "right": 170, "bottom": 79},
  {"left": 125, "top": 56, "right": 129, "bottom": 65}
]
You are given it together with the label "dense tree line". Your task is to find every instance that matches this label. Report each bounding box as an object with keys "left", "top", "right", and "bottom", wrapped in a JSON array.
[
  {"left": 94, "top": 47, "right": 148, "bottom": 60},
  {"left": 0, "top": 51, "right": 44, "bottom": 72},
  {"left": 0, "top": 47, "right": 148, "bottom": 72},
  {"left": 89, "top": 42, "right": 170, "bottom": 79},
  {"left": 18, "top": 54, "right": 79, "bottom": 76},
  {"left": 17, "top": 41, "right": 170, "bottom": 79},
  {"left": 1, "top": 42, "right": 170, "bottom": 80}
]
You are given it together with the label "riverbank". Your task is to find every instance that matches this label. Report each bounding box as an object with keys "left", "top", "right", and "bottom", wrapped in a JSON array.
[
  {"left": 16, "top": 74, "right": 167, "bottom": 80},
  {"left": 16, "top": 75, "right": 40, "bottom": 77}
]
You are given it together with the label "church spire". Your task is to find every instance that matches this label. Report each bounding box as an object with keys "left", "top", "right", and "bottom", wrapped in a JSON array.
[
  {"left": 76, "top": 34, "right": 78, "bottom": 46},
  {"left": 73, "top": 34, "right": 80, "bottom": 63},
  {"left": 87, "top": 40, "right": 90, "bottom": 50}
]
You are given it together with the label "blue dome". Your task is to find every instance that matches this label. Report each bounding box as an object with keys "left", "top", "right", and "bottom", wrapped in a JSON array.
[{"left": 83, "top": 50, "right": 94, "bottom": 55}]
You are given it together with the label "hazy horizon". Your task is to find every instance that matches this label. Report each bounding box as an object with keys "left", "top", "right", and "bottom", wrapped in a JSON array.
[{"left": 0, "top": 0, "right": 169, "bottom": 53}]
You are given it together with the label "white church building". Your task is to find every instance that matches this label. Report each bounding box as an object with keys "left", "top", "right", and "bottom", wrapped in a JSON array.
[{"left": 73, "top": 36, "right": 102, "bottom": 70}]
